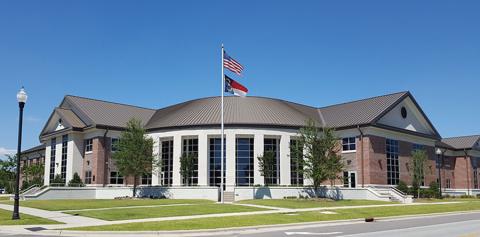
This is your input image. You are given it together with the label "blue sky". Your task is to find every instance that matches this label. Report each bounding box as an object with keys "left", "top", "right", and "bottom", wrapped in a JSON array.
[{"left": 1, "top": 1, "right": 479, "bottom": 158}]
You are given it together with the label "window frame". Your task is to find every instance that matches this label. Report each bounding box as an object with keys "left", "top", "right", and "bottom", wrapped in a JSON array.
[
  {"left": 85, "top": 139, "right": 93, "bottom": 154},
  {"left": 342, "top": 137, "right": 356, "bottom": 153}
]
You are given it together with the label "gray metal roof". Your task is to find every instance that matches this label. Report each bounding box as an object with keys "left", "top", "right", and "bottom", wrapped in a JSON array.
[
  {"left": 319, "top": 92, "right": 408, "bottom": 128},
  {"left": 63, "top": 95, "right": 156, "bottom": 128},
  {"left": 22, "top": 144, "right": 46, "bottom": 154},
  {"left": 55, "top": 108, "right": 86, "bottom": 128},
  {"left": 442, "top": 135, "right": 480, "bottom": 150},
  {"left": 145, "top": 96, "right": 322, "bottom": 129}
]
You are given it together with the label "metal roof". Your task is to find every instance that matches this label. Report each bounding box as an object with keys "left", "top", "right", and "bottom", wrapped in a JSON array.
[
  {"left": 22, "top": 144, "right": 46, "bottom": 154},
  {"left": 63, "top": 95, "right": 156, "bottom": 128},
  {"left": 145, "top": 96, "right": 322, "bottom": 129},
  {"left": 442, "top": 135, "right": 480, "bottom": 150}
]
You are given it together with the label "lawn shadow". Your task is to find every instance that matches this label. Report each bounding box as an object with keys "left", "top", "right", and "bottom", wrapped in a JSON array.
[{"left": 137, "top": 187, "right": 172, "bottom": 199}]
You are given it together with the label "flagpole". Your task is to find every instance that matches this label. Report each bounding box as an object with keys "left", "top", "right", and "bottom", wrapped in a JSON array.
[{"left": 220, "top": 44, "right": 225, "bottom": 204}]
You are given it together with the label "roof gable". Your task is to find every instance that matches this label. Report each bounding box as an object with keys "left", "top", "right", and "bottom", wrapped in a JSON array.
[
  {"left": 376, "top": 95, "right": 438, "bottom": 137},
  {"left": 40, "top": 108, "right": 86, "bottom": 136}
]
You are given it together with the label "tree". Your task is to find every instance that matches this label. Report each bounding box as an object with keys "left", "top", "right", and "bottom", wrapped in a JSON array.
[
  {"left": 258, "top": 150, "right": 277, "bottom": 186},
  {"left": 112, "top": 118, "right": 158, "bottom": 197},
  {"left": 411, "top": 149, "right": 428, "bottom": 198},
  {"left": 0, "top": 155, "right": 16, "bottom": 193},
  {"left": 180, "top": 153, "right": 197, "bottom": 186},
  {"left": 292, "top": 119, "right": 345, "bottom": 196},
  {"left": 290, "top": 140, "right": 304, "bottom": 186},
  {"left": 21, "top": 163, "right": 44, "bottom": 189},
  {"left": 68, "top": 172, "right": 85, "bottom": 187}
]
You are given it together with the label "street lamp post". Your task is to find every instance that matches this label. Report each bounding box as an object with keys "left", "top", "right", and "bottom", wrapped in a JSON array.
[
  {"left": 12, "top": 87, "right": 27, "bottom": 220},
  {"left": 435, "top": 148, "right": 443, "bottom": 198}
]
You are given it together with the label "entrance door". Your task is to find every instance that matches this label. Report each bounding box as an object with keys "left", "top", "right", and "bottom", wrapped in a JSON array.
[{"left": 343, "top": 171, "right": 357, "bottom": 188}]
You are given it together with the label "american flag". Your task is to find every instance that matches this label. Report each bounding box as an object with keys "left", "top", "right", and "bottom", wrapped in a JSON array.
[{"left": 223, "top": 51, "right": 244, "bottom": 75}]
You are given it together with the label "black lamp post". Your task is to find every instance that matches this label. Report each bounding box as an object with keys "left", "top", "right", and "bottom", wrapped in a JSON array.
[
  {"left": 435, "top": 148, "right": 443, "bottom": 198},
  {"left": 12, "top": 87, "right": 27, "bottom": 220}
]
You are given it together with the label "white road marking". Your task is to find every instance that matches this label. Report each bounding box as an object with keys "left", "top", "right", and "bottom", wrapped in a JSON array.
[{"left": 285, "top": 231, "right": 343, "bottom": 235}]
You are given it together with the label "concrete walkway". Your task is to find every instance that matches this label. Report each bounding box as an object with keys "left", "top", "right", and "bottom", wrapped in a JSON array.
[{"left": 0, "top": 201, "right": 461, "bottom": 230}]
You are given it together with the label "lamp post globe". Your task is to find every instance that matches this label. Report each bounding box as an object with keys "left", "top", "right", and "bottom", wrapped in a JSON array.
[{"left": 12, "top": 87, "right": 27, "bottom": 220}]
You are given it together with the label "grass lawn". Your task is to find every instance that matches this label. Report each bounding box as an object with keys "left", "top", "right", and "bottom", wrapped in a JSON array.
[
  {"left": 65, "top": 204, "right": 265, "bottom": 221},
  {"left": 0, "top": 196, "right": 11, "bottom": 201},
  {"left": 11, "top": 199, "right": 212, "bottom": 211},
  {"left": 69, "top": 200, "right": 480, "bottom": 231},
  {"left": 237, "top": 199, "right": 392, "bottom": 209},
  {"left": 0, "top": 209, "right": 61, "bottom": 225}
]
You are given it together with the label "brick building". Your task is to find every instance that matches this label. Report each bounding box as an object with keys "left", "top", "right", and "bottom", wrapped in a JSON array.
[{"left": 23, "top": 91, "right": 479, "bottom": 196}]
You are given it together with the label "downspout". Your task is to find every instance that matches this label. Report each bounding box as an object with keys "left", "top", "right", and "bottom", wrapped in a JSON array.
[
  {"left": 103, "top": 129, "right": 109, "bottom": 187},
  {"left": 357, "top": 125, "right": 365, "bottom": 188},
  {"left": 464, "top": 149, "right": 470, "bottom": 195}
]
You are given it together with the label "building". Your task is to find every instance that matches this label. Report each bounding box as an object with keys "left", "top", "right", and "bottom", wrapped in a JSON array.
[{"left": 25, "top": 91, "right": 479, "bottom": 199}]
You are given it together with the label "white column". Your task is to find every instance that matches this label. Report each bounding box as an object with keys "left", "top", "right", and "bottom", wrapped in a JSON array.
[
  {"left": 44, "top": 145, "right": 51, "bottom": 185},
  {"left": 280, "top": 135, "right": 291, "bottom": 186},
  {"left": 197, "top": 133, "right": 208, "bottom": 186},
  {"left": 172, "top": 135, "right": 182, "bottom": 186},
  {"left": 254, "top": 133, "right": 264, "bottom": 185},
  {"left": 225, "top": 131, "right": 236, "bottom": 191},
  {"left": 151, "top": 137, "right": 160, "bottom": 186}
]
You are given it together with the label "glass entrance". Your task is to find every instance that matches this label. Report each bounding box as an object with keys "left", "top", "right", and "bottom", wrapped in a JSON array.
[{"left": 343, "top": 171, "right": 357, "bottom": 188}]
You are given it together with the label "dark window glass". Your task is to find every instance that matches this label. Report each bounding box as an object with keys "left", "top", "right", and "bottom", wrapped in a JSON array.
[
  {"left": 264, "top": 138, "right": 280, "bottom": 185},
  {"left": 110, "top": 171, "right": 124, "bottom": 185},
  {"left": 84, "top": 171, "right": 92, "bottom": 184},
  {"left": 85, "top": 139, "right": 93, "bottom": 152},
  {"left": 161, "top": 140, "right": 174, "bottom": 186},
  {"left": 236, "top": 138, "right": 254, "bottom": 186},
  {"left": 291, "top": 139, "right": 304, "bottom": 186},
  {"left": 142, "top": 174, "right": 152, "bottom": 185},
  {"left": 111, "top": 138, "right": 119, "bottom": 152},
  {"left": 342, "top": 137, "right": 356, "bottom": 151},
  {"left": 49, "top": 138, "right": 56, "bottom": 183},
  {"left": 209, "top": 138, "right": 226, "bottom": 187},
  {"left": 182, "top": 138, "right": 198, "bottom": 186},
  {"left": 61, "top": 135, "right": 68, "bottom": 182},
  {"left": 386, "top": 139, "right": 399, "bottom": 185}
]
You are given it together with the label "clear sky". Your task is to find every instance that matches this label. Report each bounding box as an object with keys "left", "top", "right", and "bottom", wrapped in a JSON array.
[{"left": 1, "top": 1, "right": 479, "bottom": 158}]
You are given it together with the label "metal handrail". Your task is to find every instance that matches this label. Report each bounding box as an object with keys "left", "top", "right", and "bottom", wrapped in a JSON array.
[
  {"left": 20, "top": 184, "right": 39, "bottom": 194},
  {"left": 390, "top": 186, "right": 407, "bottom": 197}
]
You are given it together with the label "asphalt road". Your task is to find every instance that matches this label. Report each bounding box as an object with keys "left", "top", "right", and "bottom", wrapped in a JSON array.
[
  {"left": 1, "top": 212, "right": 479, "bottom": 237},
  {"left": 216, "top": 212, "right": 480, "bottom": 237}
]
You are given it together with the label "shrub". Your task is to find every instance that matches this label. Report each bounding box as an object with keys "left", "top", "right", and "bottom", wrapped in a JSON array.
[
  {"left": 396, "top": 181, "right": 409, "bottom": 194},
  {"left": 428, "top": 181, "right": 441, "bottom": 199},
  {"left": 68, "top": 172, "right": 85, "bottom": 187},
  {"left": 51, "top": 174, "right": 65, "bottom": 186}
]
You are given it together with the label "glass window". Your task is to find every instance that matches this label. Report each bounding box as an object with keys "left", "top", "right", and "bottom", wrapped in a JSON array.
[
  {"left": 49, "top": 138, "right": 56, "bottom": 183},
  {"left": 182, "top": 138, "right": 198, "bottom": 186},
  {"left": 161, "top": 140, "right": 174, "bottom": 186},
  {"left": 85, "top": 139, "right": 93, "bottom": 153},
  {"left": 342, "top": 137, "right": 356, "bottom": 151},
  {"left": 141, "top": 174, "right": 152, "bottom": 185},
  {"left": 474, "top": 168, "right": 478, "bottom": 189},
  {"left": 446, "top": 178, "right": 451, "bottom": 189},
  {"left": 110, "top": 171, "right": 124, "bottom": 185},
  {"left": 84, "top": 171, "right": 92, "bottom": 184},
  {"left": 236, "top": 137, "right": 254, "bottom": 186},
  {"left": 61, "top": 135, "right": 68, "bottom": 182},
  {"left": 264, "top": 138, "right": 280, "bottom": 186},
  {"left": 209, "top": 138, "right": 226, "bottom": 187},
  {"left": 290, "top": 139, "right": 304, "bottom": 186},
  {"left": 386, "top": 139, "right": 400, "bottom": 185},
  {"left": 111, "top": 138, "right": 119, "bottom": 152}
]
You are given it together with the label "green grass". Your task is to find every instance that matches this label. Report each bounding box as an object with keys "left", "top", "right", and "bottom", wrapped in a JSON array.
[
  {"left": 0, "top": 209, "right": 61, "bottom": 225},
  {"left": 237, "top": 199, "right": 392, "bottom": 209},
  {"left": 69, "top": 200, "right": 480, "bottom": 231},
  {"left": 11, "top": 199, "right": 212, "bottom": 211},
  {"left": 65, "top": 204, "right": 265, "bottom": 221},
  {"left": 0, "top": 196, "right": 10, "bottom": 201}
]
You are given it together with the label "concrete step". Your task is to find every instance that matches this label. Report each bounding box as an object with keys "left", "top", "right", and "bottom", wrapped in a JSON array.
[{"left": 223, "top": 191, "right": 235, "bottom": 202}]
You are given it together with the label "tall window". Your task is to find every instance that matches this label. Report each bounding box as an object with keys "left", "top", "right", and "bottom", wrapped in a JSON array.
[
  {"left": 446, "top": 178, "right": 451, "bottom": 189},
  {"left": 264, "top": 138, "right": 280, "bottom": 185},
  {"left": 474, "top": 168, "right": 478, "bottom": 189},
  {"left": 290, "top": 139, "right": 303, "bottom": 186},
  {"left": 386, "top": 139, "right": 399, "bottom": 185},
  {"left": 111, "top": 138, "right": 119, "bottom": 152},
  {"left": 84, "top": 171, "right": 92, "bottom": 184},
  {"left": 85, "top": 139, "right": 93, "bottom": 153},
  {"left": 142, "top": 174, "right": 152, "bottom": 185},
  {"left": 110, "top": 171, "right": 124, "bottom": 184},
  {"left": 182, "top": 138, "right": 198, "bottom": 186},
  {"left": 161, "top": 140, "right": 173, "bottom": 186},
  {"left": 49, "top": 138, "right": 56, "bottom": 183},
  {"left": 209, "top": 138, "right": 226, "bottom": 187},
  {"left": 236, "top": 137, "right": 254, "bottom": 186},
  {"left": 61, "top": 135, "right": 68, "bottom": 182},
  {"left": 342, "top": 137, "right": 356, "bottom": 152}
]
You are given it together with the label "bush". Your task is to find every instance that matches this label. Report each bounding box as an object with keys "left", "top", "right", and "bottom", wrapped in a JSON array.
[
  {"left": 396, "top": 181, "right": 409, "bottom": 194},
  {"left": 428, "top": 181, "right": 441, "bottom": 199},
  {"left": 51, "top": 174, "right": 65, "bottom": 186},
  {"left": 68, "top": 172, "right": 85, "bottom": 187}
]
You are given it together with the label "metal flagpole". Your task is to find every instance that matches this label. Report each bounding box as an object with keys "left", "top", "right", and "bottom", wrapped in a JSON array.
[{"left": 220, "top": 44, "right": 225, "bottom": 203}]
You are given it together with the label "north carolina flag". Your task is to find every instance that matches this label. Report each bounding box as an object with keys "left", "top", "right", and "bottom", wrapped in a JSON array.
[{"left": 225, "top": 75, "right": 248, "bottom": 97}]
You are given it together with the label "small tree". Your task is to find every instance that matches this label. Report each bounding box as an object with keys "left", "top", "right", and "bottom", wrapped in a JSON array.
[
  {"left": 68, "top": 172, "right": 85, "bottom": 187},
  {"left": 112, "top": 118, "right": 158, "bottom": 197},
  {"left": 0, "top": 155, "right": 16, "bottom": 193},
  {"left": 180, "top": 153, "right": 197, "bottom": 186},
  {"left": 293, "top": 119, "right": 345, "bottom": 197},
  {"left": 258, "top": 150, "right": 277, "bottom": 186},
  {"left": 411, "top": 149, "right": 428, "bottom": 198},
  {"left": 290, "top": 140, "right": 304, "bottom": 186}
]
